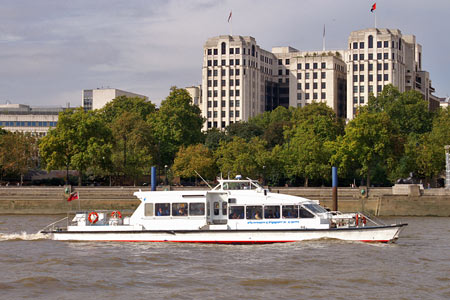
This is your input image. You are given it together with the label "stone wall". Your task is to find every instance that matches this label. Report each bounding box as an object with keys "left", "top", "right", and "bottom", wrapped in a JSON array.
[{"left": 1, "top": 186, "right": 449, "bottom": 216}]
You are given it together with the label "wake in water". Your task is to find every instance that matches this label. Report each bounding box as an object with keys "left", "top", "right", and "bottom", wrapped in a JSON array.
[{"left": 0, "top": 232, "right": 50, "bottom": 241}]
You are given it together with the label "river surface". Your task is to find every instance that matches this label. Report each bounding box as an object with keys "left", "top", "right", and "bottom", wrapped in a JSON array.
[{"left": 0, "top": 216, "right": 449, "bottom": 300}]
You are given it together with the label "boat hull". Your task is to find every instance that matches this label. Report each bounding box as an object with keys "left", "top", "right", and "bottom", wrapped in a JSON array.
[{"left": 45, "top": 224, "right": 407, "bottom": 243}]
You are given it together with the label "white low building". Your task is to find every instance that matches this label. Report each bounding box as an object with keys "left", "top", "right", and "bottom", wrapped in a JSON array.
[{"left": 82, "top": 88, "right": 148, "bottom": 111}]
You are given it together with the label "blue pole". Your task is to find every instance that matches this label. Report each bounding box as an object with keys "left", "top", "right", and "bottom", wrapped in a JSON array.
[
  {"left": 332, "top": 166, "right": 338, "bottom": 187},
  {"left": 151, "top": 166, "right": 156, "bottom": 191},
  {"left": 332, "top": 166, "right": 338, "bottom": 211}
]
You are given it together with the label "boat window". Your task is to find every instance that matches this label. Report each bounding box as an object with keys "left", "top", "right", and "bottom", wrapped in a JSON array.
[
  {"left": 189, "top": 203, "right": 205, "bottom": 216},
  {"left": 155, "top": 203, "right": 170, "bottom": 216},
  {"left": 214, "top": 202, "right": 220, "bottom": 215},
  {"left": 264, "top": 205, "right": 280, "bottom": 219},
  {"left": 282, "top": 205, "right": 299, "bottom": 218},
  {"left": 229, "top": 206, "right": 244, "bottom": 219},
  {"left": 144, "top": 203, "right": 154, "bottom": 216},
  {"left": 172, "top": 203, "right": 188, "bottom": 216},
  {"left": 304, "top": 204, "right": 327, "bottom": 214},
  {"left": 222, "top": 182, "right": 253, "bottom": 190},
  {"left": 299, "top": 207, "right": 315, "bottom": 218},
  {"left": 246, "top": 206, "right": 263, "bottom": 220},
  {"left": 222, "top": 202, "right": 227, "bottom": 215}
]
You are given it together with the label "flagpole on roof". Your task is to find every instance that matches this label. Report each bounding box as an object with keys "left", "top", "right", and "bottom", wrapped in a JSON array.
[
  {"left": 322, "top": 24, "right": 326, "bottom": 51},
  {"left": 228, "top": 10, "right": 233, "bottom": 36}
]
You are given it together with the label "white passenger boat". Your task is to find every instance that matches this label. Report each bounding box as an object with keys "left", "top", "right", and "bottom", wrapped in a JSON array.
[{"left": 42, "top": 178, "right": 407, "bottom": 243}]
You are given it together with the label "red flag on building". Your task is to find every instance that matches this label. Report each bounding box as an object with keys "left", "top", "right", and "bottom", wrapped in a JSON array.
[
  {"left": 228, "top": 11, "right": 232, "bottom": 23},
  {"left": 67, "top": 191, "right": 79, "bottom": 202},
  {"left": 371, "top": 3, "right": 376, "bottom": 12}
]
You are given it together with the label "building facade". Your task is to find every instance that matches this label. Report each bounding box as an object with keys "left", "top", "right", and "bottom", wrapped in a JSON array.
[
  {"left": 199, "top": 28, "right": 439, "bottom": 129},
  {"left": 82, "top": 88, "right": 148, "bottom": 111},
  {"left": 0, "top": 103, "right": 68, "bottom": 136}
]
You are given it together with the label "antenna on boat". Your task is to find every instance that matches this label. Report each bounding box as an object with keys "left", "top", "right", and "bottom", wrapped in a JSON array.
[{"left": 194, "top": 170, "right": 212, "bottom": 189}]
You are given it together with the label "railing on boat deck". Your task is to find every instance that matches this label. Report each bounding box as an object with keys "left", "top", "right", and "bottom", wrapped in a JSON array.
[{"left": 329, "top": 211, "right": 386, "bottom": 228}]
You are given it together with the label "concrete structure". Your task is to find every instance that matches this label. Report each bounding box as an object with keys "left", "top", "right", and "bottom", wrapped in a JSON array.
[
  {"left": 82, "top": 88, "right": 148, "bottom": 111},
  {"left": 345, "top": 28, "right": 439, "bottom": 118},
  {"left": 186, "top": 86, "right": 201, "bottom": 105},
  {"left": 0, "top": 103, "right": 69, "bottom": 136},
  {"left": 199, "top": 28, "right": 440, "bottom": 127}
]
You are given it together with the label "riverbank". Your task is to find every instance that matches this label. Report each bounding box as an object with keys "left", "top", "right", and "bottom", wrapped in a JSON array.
[{"left": 0, "top": 185, "right": 449, "bottom": 216}]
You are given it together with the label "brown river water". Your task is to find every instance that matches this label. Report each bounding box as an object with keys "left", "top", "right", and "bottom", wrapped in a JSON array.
[{"left": 0, "top": 215, "right": 449, "bottom": 300}]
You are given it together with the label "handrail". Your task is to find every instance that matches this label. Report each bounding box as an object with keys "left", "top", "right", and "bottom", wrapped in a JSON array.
[{"left": 38, "top": 216, "right": 68, "bottom": 233}]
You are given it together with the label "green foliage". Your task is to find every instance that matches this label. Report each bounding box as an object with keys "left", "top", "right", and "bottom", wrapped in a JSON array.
[
  {"left": 172, "top": 144, "right": 217, "bottom": 180},
  {"left": 150, "top": 87, "right": 204, "bottom": 166},
  {"left": 204, "top": 128, "right": 230, "bottom": 151},
  {"left": 39, "top": 108, "right": 112, "bottom": 185},
  {"left": 100, "top": 95, "right": 155, "bottom": 123},
  {"left": 331, "top": 110, "right": 396, "bottom": 186},
  {"left": 215, "top": 136, "right": 269, "bottom": 179},
  {"left": 0, "top": 132, "right": 38, "bottom": 181},
  {"left": 226, "top": 122, "right": 264, "bottom": 141}
]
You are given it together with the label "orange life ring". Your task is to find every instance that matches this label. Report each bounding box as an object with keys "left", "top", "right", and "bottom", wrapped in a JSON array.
[
  {"left": 111, "top": 211, "right": 122, "bottom": 219},
  {"left": 88, "top": 212, "right": 99, "bottom": 224}
]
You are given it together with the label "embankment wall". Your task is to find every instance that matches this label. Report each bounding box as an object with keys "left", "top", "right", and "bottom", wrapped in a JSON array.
[{"left": 0, "top": 186, "right": 449, "bottom": 216}]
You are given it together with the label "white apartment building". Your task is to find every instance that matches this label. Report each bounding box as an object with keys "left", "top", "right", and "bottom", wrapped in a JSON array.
[
  {"left": 199, "top": 28, "right": 439, "bottom": 128},
  {"left": 0, "top": 103, "right": 68, "bottom": 136},
  {"left": 186, "top": 86, "right": 201, "bottom": 106},
  {"left": 82, "top": 88, "right": 148, "bottom": 111},
  {"left": 201, "top": 36, "right": 277, "bottom": 131},
  {"left": 345, "top": 28, "right": 438, "bottom": 117}
]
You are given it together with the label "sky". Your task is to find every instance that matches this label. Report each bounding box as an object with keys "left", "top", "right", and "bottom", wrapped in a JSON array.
[{"left": 0, "top": 0, "right": 449, "bottom": 107}]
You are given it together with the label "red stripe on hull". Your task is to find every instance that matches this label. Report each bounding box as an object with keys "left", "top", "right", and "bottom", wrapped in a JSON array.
[{"left": 95, "top": 239, "right": 390, "bottom": 244}]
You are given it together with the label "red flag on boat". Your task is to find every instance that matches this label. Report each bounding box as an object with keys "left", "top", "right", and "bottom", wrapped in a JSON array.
[
  {"left": 228, "top": 11, "right": 232, "bottom": 23},
  {"left": 67, "top": 191, "right": 79, "bottom": 202},
  {"left": 371, "top": 3, "right": 376, "bottom": 12}
]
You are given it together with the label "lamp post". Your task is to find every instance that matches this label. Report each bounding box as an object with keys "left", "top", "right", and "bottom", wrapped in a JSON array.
[
  {"left": 445, "top": 146, "right": 450, "bottom": 189},
  {"left": 164, "top": 165, "right": 168, "bottom": 186}
]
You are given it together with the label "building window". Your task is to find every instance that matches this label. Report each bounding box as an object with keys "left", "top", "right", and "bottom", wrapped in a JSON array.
[
  {"left": 285, "top": 70, "right": 289, "bottom": 76},
  {"left": 353, "top": 97, "right": 358, "bottom": 104},
  {"left": 235, "top": 59, "right": 240, "bottom": 65},
  {"left": 369, "top": 53, "right": 373, "bottom": 60},
  {"left": 229, "top": 48, "right": 234, "bottom": 54},
  {"left": 360, "top": 75, "right": 364, "bottom": 81},
  {"left": 353, "top": 64, "right": 358, "bottom": 71},
  {"left": 207, "top": 60, "right": 212, "bottom": 66},
  {"left": 377, "top": 74, "right": 382, "bottom": 81},
  {"left": 230, "top": 90, "right": 234, "bottom": 96},
  {"left": 278, "top": 69, "right": 282, "bottom": 75},
  {"left": 384, "top": 63, "right": 389, "bottom": 70},
  {"left": 207, "top": 91, "right": 212, "bottom": 97},
  {"left": 236, "top": 48, "right": 240, "bottom": 54},
  {"left": 229, "top": 100, "right": 234, "bottom": 107},
  {"left": 229, "top": 59, "right": 234, "bottom": 66},
  {"left": 235, "top": 90, "right": 240, "bottom": 96},
  {"left": 285, "top": 59, "right": 290, "bottom": 65},
  {"left": 377, "top": 41, "right": 382, "bottom": 48},
  {"left": 230, "top": 111, "right": 234, "bottom": 117},
  {"left": 377, "top": 85, "right": 382, "bottom": 92},
  {"left": 305, "top": 73, "right": 310, "bottom": 79},
  {"left": 321, "top": 82, "right": 326, "bottom": 89},
  {"left": 305, "top": 93, "right": 310, "bottom": 100},
  {"left": 360, "top": 96, "right": 365, "bottom": 104},
  {"left": 360, "top": 64, "right": 365, "bottom": 71},
  {"left": 207, "top": 49, "right": 212, "bottom": 55},
  {"left": 297, "top": 63, "right": 302, "bottom": 69},
  {"left": 313, "top": 72, "right": 318, "bottom": 79},
  {"left": 369, "top": 74, "right": 373, "bottom": 81},
  {"left": 321, "top": 62, "right": 326, "bottom": 69},
  {"left": 221, "top": 100, "right": 226, "bottom": 107},
  {"left": 213, "top": 80, "right": 218, "bottom": 87},
  {"left": 384, "top": 41, "right": 389, "bottom": 48},
  {"left": 313, "top": 63, "right": 318, "bottom": 69},
  {"left": 384, "top": 74, "right": 389, "bottom": 81},
  {"left": 278, "top": 59, "right": 282, "bottom": 65},
  {"left": 213, "top": 60, "right": 218, "bottom": 66},
  {"left": 359, "top": 42, "right": 364, "bottom": 49},
  {"left": 359, "top": 54, "right": 364, "bottom": 60},
  {"left": 221, "top": 42, "right": 226, "bottom": 54},
  {"left": 377, "top": 53, "right": 382, "bottom": 59},
  {"left": 353, "top": 86, "right": 358, "bottom": 93},
  {"left": 297, "top": 73, "right": 302, "bottom": 79},
  {"left": 221, "top": 59, "right": 226, "bottom": 66},
  {"left": 377, "top": 63, "right": 382, "bottom": 70},
  {"left": 213, "top": 48, "right": 218, "bottom": 55},
  {"left": 353, "top": 42, "right": 358, "bottom": 49},
  {"left": 213, "top": 89, "right": 218, "bottom": 97},
  {"left": 384, "top": 53, "right": 388, "bottom": 59},
  {"left": 305, "top": 63, "right": 310, "bottom": 69},
  {"left": 213, "top": 111, "right": 218, "bottom": 118},
  {"left": 369, "top": 85, "right": 374, "bottom": 92},
  {"left": 321, "top": 72, "right": 326, "bottom": 79},
  {"left": 221, "top": 80, "right": 226, "bottom": 87},
  {"left": 297, "top": 83, "right": 302, "bottom": 90},
  {"left": 360, "top": 85, "right": 365, "bottom": 93},
  {"left": 236, "top": 100, "right": 240, "bottom": 107},
  {"left": 305, "top": 83, "right": 310, "bottom": 89},
  {"left": 313, "top": 82, "right": 318, "bottom": 89},
  {"left": 321, "top": 92, "right": 326, "bottom": 99},
  {"left": 313, "top": 93, "right": 318, "bottom": 99},
  {"left": 235, "top": 69, "right": 240, "bottom": 76},
  {"left": 368, "top": 63, "right": 373, "bottom": 71},
  {"left": 229, "top": 79, "right": 234, "bottom": 86},
  {"left": 368, "top": 35, "right": 373, "bottom": 48},
  {"left": 207, "top": 122, "right": 212, "bottom": 128},
  {"left": 297, "top": 93, "right": 302, "bottom": 100},
  {"left": 353, "top": 54, "right": 358, "bottom": 60},
  {"left": 236, "top": 110, "right": 240, "bottom": 117},
  {"left": 236, "top": 79, "right": 240, "bottom": 86},
  {"left": 353, "top": 75, "right": 358, "bottom": 82},
  {"left": 213, "top": 69, "right": 218, "bottom": 76}
]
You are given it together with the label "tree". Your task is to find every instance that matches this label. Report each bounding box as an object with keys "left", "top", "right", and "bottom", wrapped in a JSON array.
[
  {"left": 110, "top": 111, "right": 155, "bottom": 185},
  {"left": 331, "top": 110, "right": 396, "bottom": 187},
  {"left": 283, "top": 103, "right": 343, "bottom": 186},
  {"left": 100, "top": 95, "right": 156, "bottom": 123},
  {"left": 226, "top": 122, "right": 264, "bottom": 141},
  {"left": 172, "top": 144, "right": 217, "bottom": 181},
  {"left": 204, "top": 128, "right": 230, "bottom": 151},
  {"left": 0, "top": 132, "right": 38, "bottom": 184},
  {"left": 39, "top": 108, "right": 112, "bottom": 186},
  {"left": 215, "top": 136, "right": 269, "bottom": 179},
  {"left": 150, "top": 87, "right": 204, "bottom": 166}
]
